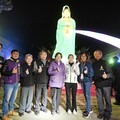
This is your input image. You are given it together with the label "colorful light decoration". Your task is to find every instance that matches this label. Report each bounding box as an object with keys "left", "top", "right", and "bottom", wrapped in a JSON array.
[{"left": 72, "top": 30, "right": 120, "bottom": 49}]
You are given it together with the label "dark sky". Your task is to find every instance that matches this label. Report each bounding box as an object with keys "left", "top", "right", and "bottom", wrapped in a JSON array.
[{"left": 0, "top": 0, "right": 120, "bottom": 58}]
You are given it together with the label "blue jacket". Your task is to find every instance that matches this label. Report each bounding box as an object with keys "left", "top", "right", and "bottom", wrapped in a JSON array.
[{"left": 78, "top": 61, "right": 94, "bottom": 83}]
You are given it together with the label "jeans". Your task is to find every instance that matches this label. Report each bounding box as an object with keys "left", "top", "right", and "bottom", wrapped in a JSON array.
[
  {"left": 2, "top": 83, "right": 19, "bottom": 116},
  {"left": 19, "top": 86, "right": 33, "bottom": 113},
  {"left": 81, "top": 82, "right": 92, "bottom": 113}
]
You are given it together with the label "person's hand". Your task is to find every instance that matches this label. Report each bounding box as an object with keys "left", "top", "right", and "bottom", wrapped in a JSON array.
[
  {"left": 26, "top": 69, "right": 29, "bottom": 75},
  {"left": 12, "top": 67, "right": 17, "bottom": 74},
  {"left": 38, "top": 66, "right": 42, "bottom": 73},
  {"left": 73, "top": 69, "right": 76, "bottom": 73},
  {"left": 102, "top": 72, "right": 107, "bottom": 79},
  {"left": 0, "top": 64, "right": 2, "bottom": 68},
  {"left": 84, "top": 69, "right": 88, "bottom": 74},
  {"left": 56, "top": 67, "right": 60, "bottom": 72},
  {"left": 80, "top": 73, "right": 84, "bottom": 79}
]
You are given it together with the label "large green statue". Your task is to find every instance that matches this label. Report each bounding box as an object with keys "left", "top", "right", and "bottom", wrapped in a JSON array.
[{"left": 52, "top": 5, "right": 76, "bottom": 63}]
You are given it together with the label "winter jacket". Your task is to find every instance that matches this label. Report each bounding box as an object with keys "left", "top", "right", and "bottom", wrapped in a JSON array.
[
  {"left": 1, "top": 58, "right": 20, "bottom": 84},
  {"left": 93, "top": 59, "right": 113, "bottom": 88},
  {"left": 48, "top": 61, "right": 66, "bottom": 88},
  {"left": 78, "top": 61, "right": 94, "bottom": 83},
  {"left": 20, "top": 61, "right": 35, "bottom": 87},
  {"left": 65, "top": 62, "right": 80, "bottom": 83},
  {"left": 33, "top": 59, "right": 50, "bottom": 85}
]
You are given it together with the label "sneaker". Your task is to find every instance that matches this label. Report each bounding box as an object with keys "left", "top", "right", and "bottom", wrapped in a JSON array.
[
  {"left": 41, "top": 107, "right": 47, "bottom": 113},
  {"left": 8, "top": 110, "right": 19, "bottom": 116},
  {"left": 51, "top": 110, "right": 55, "bottom": 115},
  {"left": 41, "top": 109, "right": 47, "bottom": 113},
  {"left": 19, "top": 112, "right": 24, "bottom": 117},
  {"left": 25, "top": 111, "right": 31, "bottom": 114},
  {"left": 2, "top": 115, "right": 12, "bottom": 120},
  {"left": 73, "top": 109, "right": 77, "bottom": 115},
  {"left": 83, "top": 111, "right": 90, "bottom": 118},
  {"left": 67, "top": 109, "right": 72, "bottom": 114},
  {"left": 56, "top": 110, "right": 60, "bottom": 114},
  {"left": 103, "top": 116, "right": 111, "bottom": 120},
  {"left": 113, "top": 101, "right": 120, "bottom": 105},
  {"left": 89, "top": 109, "right": 93, "bottom": 114},
  {"left": 97, "top": 114, "right": 103, "bottom": 119},
  {"left": 34, "top": 111, "right": 40, "bottom": 115}
]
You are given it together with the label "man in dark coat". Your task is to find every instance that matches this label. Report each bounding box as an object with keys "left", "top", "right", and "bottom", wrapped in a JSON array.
[{"left": 93, "top": 50, "right": 113, "bottom": 120}]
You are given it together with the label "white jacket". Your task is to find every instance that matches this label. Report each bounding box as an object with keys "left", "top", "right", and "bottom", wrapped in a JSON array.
[{"left": 65, "top": 62, "right": 80, "bottom": 83}]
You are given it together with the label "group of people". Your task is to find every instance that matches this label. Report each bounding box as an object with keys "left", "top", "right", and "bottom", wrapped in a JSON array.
[
  {"left": 0, "top": 4, "right": 119, "bottom": 120},
  {"left": 0, "top": 47, "right": 116, "bottom": 120}
]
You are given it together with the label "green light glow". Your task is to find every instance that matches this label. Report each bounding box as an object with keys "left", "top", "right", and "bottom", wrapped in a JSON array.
[
  {"left": 109, "top": 58, "right": 114, "bottom": 64},
  {"left": 52, "top": 18, "right": 76, "bottom": 62}
]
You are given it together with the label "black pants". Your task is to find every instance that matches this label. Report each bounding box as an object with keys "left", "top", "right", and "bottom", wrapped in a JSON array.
[
  {"left": 96, "top": 87, "right": 112, "bottom": 117},
  {"left": 114, "top": 80, "right": 120, "bottom": 103},
  {"left": 65, "top": 83, "right": 77, "bottom": 112},
  {"left": 114, "top": 87, "right": 120, "bottom": 103}
]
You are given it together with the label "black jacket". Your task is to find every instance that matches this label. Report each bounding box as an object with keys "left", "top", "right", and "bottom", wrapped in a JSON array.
[
  {"left": 93, "top": 59, "right": 113, "bottom": 88},
  {"left": 20, "top": 61, "right": 35, "bottom": 87},
  {"left": 34, "top": 59, "right": 50, "bottom": 85},
  {"left": 111, "top": 62, "right": 120, "bottom": 89}
]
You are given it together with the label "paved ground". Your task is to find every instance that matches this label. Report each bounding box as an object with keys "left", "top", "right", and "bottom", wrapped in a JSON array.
[
  {"left": 10, "top": 96, "right": 99, "bottom": 120},
  {"left": 0, "top": 95, "right": 99, "bottom": 120},
  {"left": 1, "top": 86, "right": 120, "bottom": 120}
]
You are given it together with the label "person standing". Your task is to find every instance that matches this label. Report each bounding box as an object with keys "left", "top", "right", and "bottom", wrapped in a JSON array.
[
  {"left": 65, "top": 54, "right": 79, "bottom": 115},
  {"left": 1, "top": 49, "right": 20, "bottom": 120},
  {"left": 52, "top": 5, "right": 76, "bottom": 63},
  {"left": 48, "top": 52, "right": 66, "bottom": 115},
  {"left": 19, "top": 54, "right": 35, "bottom": 117},
  {"left": 34, "top": 50, "right": 49, "bottom": 115},
  {"left": 111, "top": 56, "right": 120, "bottom": 105},
  {"left": 0, "top": 43, "right": 5, "bottom": 59},
  {"left": 78, "top": 52, "right": 94, "bottom": 118},
  {"left": 0, "top": 43, "right": 5, "bottom": 87},
  {"left": 93, "top": 50, "right": 113, "bottom": 120}
]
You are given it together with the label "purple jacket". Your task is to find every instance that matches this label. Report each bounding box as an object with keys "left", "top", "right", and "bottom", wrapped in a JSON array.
[
  {"left": 1, "top": 58, "right": 20, "bottom": 84},
  {"left": 48, "top": 61, "right": 66, "bottom": 88}
]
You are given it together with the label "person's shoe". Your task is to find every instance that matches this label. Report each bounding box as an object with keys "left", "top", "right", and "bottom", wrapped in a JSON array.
[
  {"left": 25, "top": 111, "right": 31, "bottom": 114},
  {"left": 67, "top": 109, "right": 72, "bottom": 114},
  {"left": 2, "top": 115, "right": 12, "bottom": 120},
  {"left": 34, "top": 111, "right": 40, "bottom": 115},
  {"left": 8, "top": 110, "right": 19, "bottom": 116},
  {"left": 97, "top": 114, "right": 103, "bottom": 119},
  {"left": 89, "top": 109, "right": 93, "bottom": 114},
  {"left": 56, "top": 109, "right": 60, "bottom": 114},
  {"left": 103, "top": 116, "right": 111, "bottom": 120},
  {"left": 113, "top": 101, "right": 120, "bottom": 105},
  {"left": 73, "top": 109, "right": 77, "bottom": 115},
  {"left": 83, "top": 111, "right": 90, "bottom": 118},
  {"left": 41, "top": 108, "right": 47, "bottom": 113},
  {"left": 19, "top": 112, "right": 24, "bottom": 117},
  {"left": 51, "top": 110, "right": 55, "bottom": 115}
]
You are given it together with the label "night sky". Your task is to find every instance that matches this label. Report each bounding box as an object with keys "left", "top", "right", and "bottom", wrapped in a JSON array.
[{"left": 0, "top": 0, "right": 120, "bottom": 58}]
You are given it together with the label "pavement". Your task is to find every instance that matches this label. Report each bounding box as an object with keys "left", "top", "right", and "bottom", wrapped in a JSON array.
[
  {"left": 10, "top": 96, "right": 99, "bottom": 120},
  {"left": 0, "top": 86, "right": 100, "bottom": 120}
]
